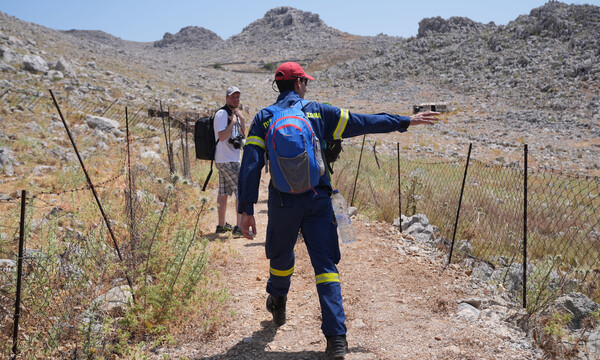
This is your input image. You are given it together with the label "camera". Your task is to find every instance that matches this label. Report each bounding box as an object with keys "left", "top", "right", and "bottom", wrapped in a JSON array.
[{"left": 229, "top": 135, "right": 245, "bottom": 149}]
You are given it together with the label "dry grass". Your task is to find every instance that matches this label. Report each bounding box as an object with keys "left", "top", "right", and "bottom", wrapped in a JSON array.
[
  {"left": 332, "top": 143, "right": 600, "bottom": 309},
  {"left": 0, "top": 97, "right": 231, "bottom": 358}
]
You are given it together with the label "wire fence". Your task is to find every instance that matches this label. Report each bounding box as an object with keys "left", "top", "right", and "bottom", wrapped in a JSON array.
[
  {"left": 1, "top": 89, "right": 217, "bottom": 358},
  {"left": 335, "top": 139, "right": 600, "bottom": 314},
  {"left": 0, "top": 148, "right": 211, "bottom": 358},
  {"left": 2, "top": 89, "right": 599, "bottom": 356},
  {"left": 0, "top": 179, "right": 129, "bottom": 358}
]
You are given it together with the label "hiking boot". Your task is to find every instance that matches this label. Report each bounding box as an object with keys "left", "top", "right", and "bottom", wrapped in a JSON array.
[
  {"left": 326, "top": 335, "right": 348, "bottom": 359},
  {"left": 266, "top": 295, "right": 286, "bottom": 326},
  {"left": 232, "top": 225, "right": 243, "bottom": 238},
  {"left": 216, "top": 223, "right": 233, "bottom": 233}
]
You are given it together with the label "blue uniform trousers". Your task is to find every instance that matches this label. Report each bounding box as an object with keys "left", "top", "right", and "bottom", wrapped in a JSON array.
[{"left": 265, "top": 185, "right": 346, "bottom": 336}]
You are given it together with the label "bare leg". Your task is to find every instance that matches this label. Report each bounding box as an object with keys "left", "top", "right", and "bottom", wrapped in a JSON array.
[
  {"left": 217, "top": 195, "right": 228, "bottom": 226},
  {"left": 235, "top": 197, "right": 243, "bottom": 226}
]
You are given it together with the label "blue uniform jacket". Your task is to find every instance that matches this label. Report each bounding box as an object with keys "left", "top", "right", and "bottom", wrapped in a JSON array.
[{"left": 238, "top": 90, "right": 411, "bottom": 215}]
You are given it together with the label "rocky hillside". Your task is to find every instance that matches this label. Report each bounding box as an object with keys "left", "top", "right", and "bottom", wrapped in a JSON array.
[
  {"left": 227, "top": 7, "right": 347, "bottom": 57},
  {"left": 61, "top": 29, "right": 138, "bottom": 48},
  {"left": 1, "top": 2, "right": 600, "bottom": 174},
  {"left": 323, "top": 2, "right": 600, "bottom": 123},
  {"left": 153, "top": 26, "right": 223, "bottom": 49}
]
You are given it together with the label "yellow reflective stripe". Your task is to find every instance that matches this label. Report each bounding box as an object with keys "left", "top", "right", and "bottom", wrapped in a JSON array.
[
  {"left": 333, "top": 109, "right": 349, "bottom": 140},
  {"left": 315, "top": 273, "right": 340, "bottom": 284},
  {"left": 270, "top": 266, "right": 294, "bottom": 277},
  {"left": 246, "top": 136, "right": 265, "bottom": 149}
]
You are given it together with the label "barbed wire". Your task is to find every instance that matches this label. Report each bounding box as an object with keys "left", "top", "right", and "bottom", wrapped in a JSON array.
[{"left": 0, "top": 173, "right": 123, "bottom": 204}]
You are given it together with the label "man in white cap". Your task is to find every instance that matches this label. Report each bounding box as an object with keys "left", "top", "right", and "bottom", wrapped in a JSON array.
[{"left": 214, "top": 86, "right": 246, "bottom": 236}]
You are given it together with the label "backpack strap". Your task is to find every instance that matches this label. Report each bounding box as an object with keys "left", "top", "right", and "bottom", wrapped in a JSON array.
[
  {"left": 202, "top": 160, "right": 214, "bottom": 191},
  {"left": 202, "top": 106, "right": 229, "bottom": 192}
]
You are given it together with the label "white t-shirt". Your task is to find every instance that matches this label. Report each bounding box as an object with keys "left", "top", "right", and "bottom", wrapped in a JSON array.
[{"left": 213, "top": 108, "right": 241, "bottom": 163}]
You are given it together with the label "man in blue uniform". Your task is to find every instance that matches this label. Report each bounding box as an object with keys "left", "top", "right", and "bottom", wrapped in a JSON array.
[{"left": 237, "top": 62, "right": 439, "bottom": 359}]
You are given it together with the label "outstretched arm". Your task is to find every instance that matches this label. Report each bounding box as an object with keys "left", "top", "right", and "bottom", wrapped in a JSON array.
[{"left": 320, "top": 103, "right": 440, "bottom": 139}]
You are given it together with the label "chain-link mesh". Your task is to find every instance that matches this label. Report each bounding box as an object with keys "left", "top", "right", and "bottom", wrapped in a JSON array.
[
  {"left": 526, "top": 168, "right": 600, "bottom": 312},
  {"left": 333, "top": 140, "right": 599, "bottom": 314}
]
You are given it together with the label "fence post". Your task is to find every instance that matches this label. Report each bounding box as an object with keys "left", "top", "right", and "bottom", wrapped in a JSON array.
[
  {"left": 350, "top": 135, "right": 366, "bottom": 207},
  {"left": 12, "top": 190, "right": 26, "bottom": 357},
  {"left": 183, "top": 121, "right": 190, "bottom": 178},
  {"left": 179, "top": 122, "right": 189, "bottom": 178},
  {"left": 397, "top": 142, "right": 402, "bottom": 230},
  {"left": 49, "top": 89, "right": 136, "bottom": 300},
  {"left": 125, "top": 107, "right": 136, "bottom": 249},
  {"left": 523, "top": 144, "right": 528, "bottom": 309},
  {"left": 160, "top": 101, "right": 175, "bottom": 174},
  {"left": 447, "top": 143, "right": 473, "bottom": 265},
  {"left": 100, "top": 97, "right": 119, "bottom": 118}
]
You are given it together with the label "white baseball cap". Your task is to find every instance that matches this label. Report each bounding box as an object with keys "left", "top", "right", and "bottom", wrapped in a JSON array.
[{"left": 226, "top": 86, "right": 240, "bottom": 96}]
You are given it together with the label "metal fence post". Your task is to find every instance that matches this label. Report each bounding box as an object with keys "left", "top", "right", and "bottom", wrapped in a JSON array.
[
  {"left": 49, "top": 89, "right": 135, "bottom": 300},
  {"left": 350, "top": 135, "right": 366, "bottom": 207},
  {"left": 523, "top": 144, "right": 528, "bottom": 309},
  {"left": 447, "top": 143, "right": 473, "bottom": 265},
  {"left": 160, "top": 101, "right": 175, "bottom": 174},
  {"left": 12, "top": 190, "right": 26, "bottom": 357},
  {"left": 183, "top": 121, "right": 190, "bottom": 178},
  {"left": 397, "top": 142, "right": 402, "bottom": 230},
  {"left": 125, "top": 107, "right": 136, "bottom": 251}
]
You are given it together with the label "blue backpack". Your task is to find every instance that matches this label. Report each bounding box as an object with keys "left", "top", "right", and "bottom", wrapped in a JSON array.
[{"left": 264, "top": 101, "right": 325, "bottom": 193}]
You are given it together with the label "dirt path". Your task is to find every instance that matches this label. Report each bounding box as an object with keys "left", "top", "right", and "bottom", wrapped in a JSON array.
[{"left": 155, "top": 179, "right": 541, "bottom": 360}]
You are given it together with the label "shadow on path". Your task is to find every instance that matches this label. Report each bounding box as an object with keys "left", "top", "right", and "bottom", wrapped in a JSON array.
[{"left": 197, "top": 321, "right": 327, "bottom": 359}]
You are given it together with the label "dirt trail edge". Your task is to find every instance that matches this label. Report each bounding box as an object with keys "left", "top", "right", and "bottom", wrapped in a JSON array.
[{"left": 155, "top": 179, "right": 541, "bottom": 360}]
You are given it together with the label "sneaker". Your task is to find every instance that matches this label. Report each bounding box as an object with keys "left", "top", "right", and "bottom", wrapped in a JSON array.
[
  {"left": 266, "top": 295, "right": 286, "bottom": 326},
  {"left": 232, "top": 225, "right": 243, "bottom": 237},
  {"left": 326, "top": 335, "right": 348, "bottom": 359},
  {"left": 215, "top": 223, "right": 233, "bottom": 233}
]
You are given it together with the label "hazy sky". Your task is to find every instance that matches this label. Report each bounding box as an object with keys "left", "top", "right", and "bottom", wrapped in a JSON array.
[{"left": 2, "top": 1, "right": 598, "bottom": 42}]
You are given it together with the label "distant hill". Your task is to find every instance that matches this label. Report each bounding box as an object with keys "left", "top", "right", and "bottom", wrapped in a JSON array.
[
  {"left": 153, "top": 26, "right": 223, "bottom": 49},
  {"left": 61, "top": 29, "right": 141, "bottom": 47},
  {"left": 227, "top": 7, "right": 346, "bottom": 49}
]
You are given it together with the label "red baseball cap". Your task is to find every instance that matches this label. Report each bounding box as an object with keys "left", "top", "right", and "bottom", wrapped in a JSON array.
[{"left": 274, "top": 62, "right": 314, "bottom": 81}]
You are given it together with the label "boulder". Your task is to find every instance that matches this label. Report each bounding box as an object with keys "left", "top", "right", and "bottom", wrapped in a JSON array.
[
  {"left": 46, "top": 70, "right": 64, "bottom": 80},
  {"left": 554, "top": 292, "right": 599, "bottom": 329},
  {"left": 22, "top": 54, "right": 49, "bottom": 73},
  {"left": 0, "top": 147, "right": 15, "bottom": 176},
  {"left": 583, "top": 328, "right": 600, "bottom": 359},
  {"left": 33, "top": 165, "right": 55, "bottom": 176},
  {"left": 457, "top": 302, "right": 480, "bottom": 322},
  {"left": 401, "top": 214, "right": 430, "bottom": 232},
  {"left": 85, "top": 115, "right": 124, "bottom": 137},
  {"left": 0, "top": 45, "right": 19, "bottom": 63},
  {"left": 0, "top": 147, "right": 14, "bottom": 167},
  {"left": 52, "top": 58, "right": 75, "bottom": 76},
  {"left": 140, "top": 151, "right": 160, "bottom": 160},
  {"left": 92, "top": 285, "right": 132, "bottom": 316}
]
